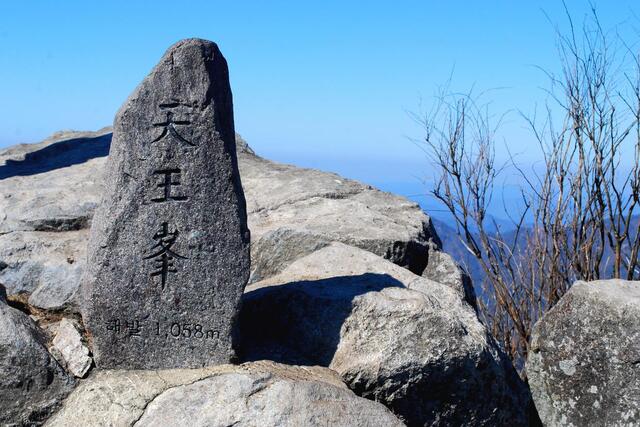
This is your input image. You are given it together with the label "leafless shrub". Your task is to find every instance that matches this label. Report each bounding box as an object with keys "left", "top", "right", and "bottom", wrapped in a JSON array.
[{"left": 417, "top": 6, "right": 640, "bottom": 375}]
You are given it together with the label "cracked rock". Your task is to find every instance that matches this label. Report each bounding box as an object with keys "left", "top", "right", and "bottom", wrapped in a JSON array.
[
  {"left": 0, "top": 230, "right": 88, "bottom": 312},
  {"left": 421, "top": 241, "right": 477, "bottom": 309},
  {"left": 241, "top": 146, "right": 439, "bottom": 276},
  {"left": 45, "top": 361, "right": 403, "bottom": 427}
]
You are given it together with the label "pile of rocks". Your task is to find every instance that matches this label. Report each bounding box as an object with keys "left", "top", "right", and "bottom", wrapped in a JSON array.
[
  {"left": 10, "top": 38, "right": 639, "bottom": 426},
  {"left": 0, "top": 38, "right": 527, "bottom": 427}
]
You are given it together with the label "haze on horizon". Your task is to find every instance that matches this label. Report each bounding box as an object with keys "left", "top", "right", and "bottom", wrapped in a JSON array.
[{"left": 1, "top": 0, "right": 638, "bottom": 219}]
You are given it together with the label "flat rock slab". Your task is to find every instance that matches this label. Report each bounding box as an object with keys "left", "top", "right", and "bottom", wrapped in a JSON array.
[
  {"left": 0, "top": 129, "right": 110, "bottom": 234},
  {"left": 45, "top": 361, "right": 404, "bottom": 427},
  {"left": 527, "top": 279, "right": 640, "bottom": 426},
  {"left": 82, "top": 39, "right": 250, "bottom": 369}
]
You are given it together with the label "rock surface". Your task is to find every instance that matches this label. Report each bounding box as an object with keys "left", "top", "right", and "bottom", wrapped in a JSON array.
[
  {"left": 241, "top": 242, "right": 530, "bottom": 426},
  {"left": 0, "top": 128, "right": 108, "bottom": 312},
  {"left": 82, "top": 39, "right": 250, "bottom": 369},
  {"left": 527, "top": 279, "right": 640, "bottom": 427},
  {"left": 0, "top": 129, "right": 110, "bottom": 235},
  {"left": 0, "top": 230, "right": 87, "bottom": 311},
  {"left": 0, "top": 297, "right": 74, "bottom": 426},
  {"left": 421, "top": 241, "right": 476, "bottom": 308},
  {"left": 46, "top": 361, "right": 404, "bottom": 427},
  {"left": 249, "top": 227, "right": 331, "bottom": 283},
  {"left": 0, "top": 128, "right": 440, "bottom": 312},
  {"left": 240, "top": 146, "right": 439, "bottom": 279},
  {"left": 50, "top": 318, "right": 92, "bottom": 378}
]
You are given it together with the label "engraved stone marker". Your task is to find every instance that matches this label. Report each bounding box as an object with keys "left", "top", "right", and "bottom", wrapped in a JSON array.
[{"left": 82, "top": 39, "right": 250, "bottom": 369}]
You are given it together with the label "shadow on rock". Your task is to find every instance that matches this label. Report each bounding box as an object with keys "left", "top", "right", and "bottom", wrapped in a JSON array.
[
  {"left": 0, "top": 133, "right": 111, "bottom": 180},
  {"left": 239, "top": 271, "right": 536, "bottom": 426},
  {"left": 239, "top": 273, "right": 404, "bottom": 366}
]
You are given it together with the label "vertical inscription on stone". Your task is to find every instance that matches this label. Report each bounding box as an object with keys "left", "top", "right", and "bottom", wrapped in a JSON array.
[
  {"left": 143, "top": 221, "right": 186, "bottom": 290},
  {"left": 82, "top": 39, "right": 250, "bottom": 369},
  {"left": 151, "top": 102, "right": 196, "bottom": 146},
  {"left": 151, "top": 169, "right": 188, "bottom": 203}
]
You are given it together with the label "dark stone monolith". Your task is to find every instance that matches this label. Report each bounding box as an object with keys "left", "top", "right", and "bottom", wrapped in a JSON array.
[{"left": 82, "top": 39, "right": 250, "bottom": 369}]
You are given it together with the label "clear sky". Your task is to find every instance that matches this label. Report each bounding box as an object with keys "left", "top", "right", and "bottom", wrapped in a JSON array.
[{"left": 0, "top": 1, "right": 638, "bottom": 213}]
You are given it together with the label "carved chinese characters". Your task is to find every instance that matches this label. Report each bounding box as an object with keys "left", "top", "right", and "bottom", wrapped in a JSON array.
[
  {"left": 151, "top": 102, "right": 196, "bottom": 146},
  {"left": 150, "top": 168, "right": 188, "bottom": 202},
  {"left": 144, "top": 222, "right": 186, "bottom": 290},
  {"left": 82, "top": 39, "right": 250, "bottom": 369}
]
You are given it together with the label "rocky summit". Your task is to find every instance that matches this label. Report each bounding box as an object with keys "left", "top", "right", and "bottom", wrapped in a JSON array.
[
  {"left": 0, "top": 126, "right": 534, "bottom": 425},
  {"left": 0, "top": 38, "right": 542, "bottom": 426},
  {"left": 0, "top": 130, "right": 446, "bottom": 316}
]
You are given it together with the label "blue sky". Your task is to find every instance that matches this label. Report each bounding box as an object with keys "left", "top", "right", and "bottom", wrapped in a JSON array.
[{"left": 0, "top": 1, "right": 638, "bottom": 215}]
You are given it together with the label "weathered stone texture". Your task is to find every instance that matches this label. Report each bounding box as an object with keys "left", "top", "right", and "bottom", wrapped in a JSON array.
[
  {"left": 82, "top": 39, "right": 250, "bottom": 369},
  {"left": 49, "top": 318, "right": 92, "bottom": 378},
  {"left": 0, "top": 230, "right": 87, "bottom": 312},
  {"left": 241, "top": 146, "right": 439, "bottom": 278},
  {"left": 46, "top": 361, "right": 404, "bottom": 427},
  {"left": 0, "top": 298, "right": 74, "bottom": 426},
  {"left": 241, "top": 243, "right": 531, "bottom": 426},
  {"left": 0, "top": 130, "right": 440, "bottom": 313},
  {"left": 528, "top": 279, "right": 640, "bottom": 427},
  {"left": 421, "top": 241, "right": 477, "bottom": 309},
  {"left": 0, "top": 129, "right": 110, "bottom": 235}
]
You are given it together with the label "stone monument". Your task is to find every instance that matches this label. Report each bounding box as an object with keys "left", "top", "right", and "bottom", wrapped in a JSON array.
[{"left": 82, "top": 39, "right": 250, "bottom": 369}]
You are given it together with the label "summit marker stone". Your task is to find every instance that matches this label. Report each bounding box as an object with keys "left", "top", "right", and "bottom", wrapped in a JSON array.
[{"left": 82, "top": 39, "right": 250, "bottom": 369}]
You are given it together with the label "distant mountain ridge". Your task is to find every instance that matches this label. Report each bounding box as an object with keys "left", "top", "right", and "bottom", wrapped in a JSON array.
[{"left": 432, "top": 215, "right": 640, "bottom": 299}]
